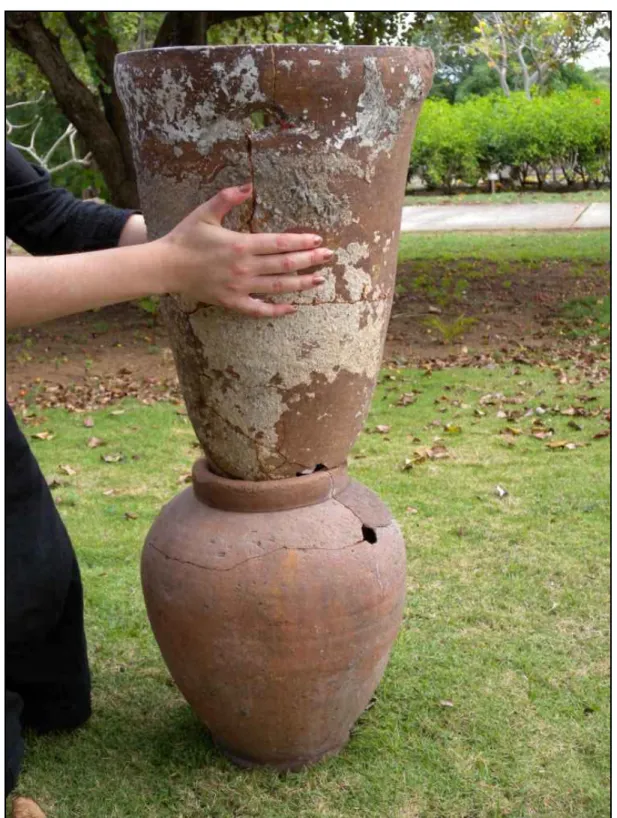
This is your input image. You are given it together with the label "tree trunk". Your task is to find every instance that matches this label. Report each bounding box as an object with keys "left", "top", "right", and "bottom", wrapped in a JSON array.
[
  {"left": 154, "top": 11, "right": 267, "bottom": 47},
  {"left": 64, "top": 12, "right": 136, "bottom": 190},
  {"left": 6, "top": 12, "right": 138, "bottom": 207},
  {"left": 497, "top": 67, "right": 511, "bottom": 97}
]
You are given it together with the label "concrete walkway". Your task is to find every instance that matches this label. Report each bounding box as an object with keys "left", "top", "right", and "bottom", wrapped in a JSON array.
[{"left": 400, "top": 202, "right": 610, "bottom": 233}]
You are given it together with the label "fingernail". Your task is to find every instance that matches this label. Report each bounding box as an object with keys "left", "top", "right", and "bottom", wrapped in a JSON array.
[
  {"left": 312, "top": 235, "right": 323, "bottom": 246},
  {"left": 313, "top": 275, "right": 326, "bottom": 284},
  {"left": 238, "top": 183, "right": 252, "bottom": 193},
  {"left": 322, "top": 249, "right": 334, "bottom": 259}
]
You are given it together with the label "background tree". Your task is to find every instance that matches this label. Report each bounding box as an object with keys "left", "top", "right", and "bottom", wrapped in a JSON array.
[{"left": 470, "top": 12, "right": 610, "bottom": 99}]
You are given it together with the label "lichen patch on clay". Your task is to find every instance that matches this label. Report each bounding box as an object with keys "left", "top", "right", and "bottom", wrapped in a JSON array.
[
  {"left": 335, "top": 242, "right": 374, "bottom": 301},
  {"left": 211, "top": 54, "right": 266, "bottom": 105},
  {"left": 185, "top": 299, "right": 388, "bottom": 479}
]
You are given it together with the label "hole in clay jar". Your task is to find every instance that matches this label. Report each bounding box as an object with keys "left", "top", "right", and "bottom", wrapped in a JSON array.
[
  {"left": 361, "top": 525, "right": 377, "bottom": 544},
  {"left": 249, "top": 107, "right": 294, "bottom": 133},
  {"left": 250, "top": 110, "right": 268, "bottom": 131},
  {"left": 296, "top": 464, "right": 327, "bottom": 477}
]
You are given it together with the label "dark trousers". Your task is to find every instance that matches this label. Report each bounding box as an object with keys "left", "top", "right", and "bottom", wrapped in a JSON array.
[
  {"left": 5, "top": 553, "right": 91, "bottom": 795},
  {"left": 5, "top": 404, "right": 91, "bottom": 795}
]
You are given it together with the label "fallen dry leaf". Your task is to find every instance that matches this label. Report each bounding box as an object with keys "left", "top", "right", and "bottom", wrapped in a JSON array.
[
  {"left": 101, "top": 452, "right": 124, "bottom": 463},
  {"left": 439, "top": 700, "right": 454, "bottom": 708},
  {"left": 102, "top": 488, "right": 117, "bottom": 496},
  {"left": 567, "top": 420, "right": 583, "bottom": 431},
  {"left": 83, "top": 416, "right": 94, "bottom": 428},
  {"left": 87, "top": 437, "right": 105, "bottom": 448},
  {"left": 406, "top": 506, "right": 419, "bottom": 514},
  {"left": 58, "top": 464, "right": 76, "bottom": 476},
  {"left": 443, "top": 424, "right": 462, "bottom": 435},
  {"left": 124, "top": 511, "right": 138, "bottom": 520},
  {"left": 495, "top": 485, "right": 509, "bottom": 498},
  {"left": 31, "top": 431, "right": 54, "bottom": 441},
  {"left": 177, "top": 472, "right": 193, "bottom": 484},
  {"left": 47, "top": 477, "right": 66, "bottom": 489},
  {"left": 411, "top": 443, "right": 451, "bottom": 464},
  {"left": 374, "top": 424, "right": 391, "bottom": 434},
  {"left": 546, "top": 440, "right": 571, "bottom": 449},
  {"left": 593, "top": 429, "right": 610, "bottom": 439},
  {"left": 532, "top": 430, "right": 554, "bottom": 440},
  {"left": 396, "top": 392, "right": 418, "bottom": 407},
  {"left": 109, "top": 409, "right": 125, "bottom": 416},
  {"left": 480, "top": 392, "right": 505, "bottom": 406}
]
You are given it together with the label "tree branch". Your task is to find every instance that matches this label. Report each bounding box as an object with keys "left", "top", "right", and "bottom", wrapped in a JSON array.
[
  {"left": 63, "top": 12, "right": 135, "bottom": 175},
  {"left": 516, "top": 40, "right": 532, "bottom": 99},
  {"left": 494, "top": 13, "right": 511, "bottom": 97}
]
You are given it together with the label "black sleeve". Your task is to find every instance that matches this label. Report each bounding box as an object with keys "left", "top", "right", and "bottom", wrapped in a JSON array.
[{"left": 5, "top": 142, "right": 136, "bottom": 256}]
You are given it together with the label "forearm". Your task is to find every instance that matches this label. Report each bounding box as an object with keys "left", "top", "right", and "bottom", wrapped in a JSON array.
[{"left": 6, "top": 241, "right": 168, "bottom": 330}]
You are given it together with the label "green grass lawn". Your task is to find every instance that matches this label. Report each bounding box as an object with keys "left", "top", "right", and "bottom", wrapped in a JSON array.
[
  {"left": 15, "top": 357, "right": 610, "bottom": 817},
  {"left": 404, "top": 189, "right": 610, "bottom": 206},
  {"left": 398, "top": 230, "right": 610, "bottom": 264}
]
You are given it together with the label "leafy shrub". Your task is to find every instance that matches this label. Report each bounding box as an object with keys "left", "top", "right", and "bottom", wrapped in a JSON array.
[
  {"left": 411, "top": 100, "right": 481, "bottom": 193},
  {"left": 410, "top": 88, "right": 610, "bottom": 191},
  {"left": 423, "top": 314, "right": 477, "bottom": 344}
]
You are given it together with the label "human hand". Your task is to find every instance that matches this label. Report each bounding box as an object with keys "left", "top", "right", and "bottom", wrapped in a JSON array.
[{"left": 156, "top": 183, "right": 332, "bottom": 317}]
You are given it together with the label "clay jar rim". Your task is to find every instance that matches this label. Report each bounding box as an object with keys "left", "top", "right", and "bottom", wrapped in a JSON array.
[
  {"left": 116, "top": 44, "right": 426, "bottom": 57},
  {"left": 192, "top": 459, "right": 350, "bottom": 513}
]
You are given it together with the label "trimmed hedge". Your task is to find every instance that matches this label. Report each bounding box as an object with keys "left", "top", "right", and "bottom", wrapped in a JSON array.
[{"left": 410, "top": 89, "right": 610, "bottom": 192}]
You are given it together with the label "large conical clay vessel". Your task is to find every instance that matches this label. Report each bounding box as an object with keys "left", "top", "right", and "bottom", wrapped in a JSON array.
[{"left": 116, "top": 44, "right": 432, "bottom": 769}]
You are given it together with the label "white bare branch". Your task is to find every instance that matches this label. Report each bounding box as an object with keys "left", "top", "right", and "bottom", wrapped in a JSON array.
[
  {"left": 5, "top": 91, "right": 46, "bottom": 111},
  {"left": 6, "top": 96, "right": 92, "bottom": 175}
]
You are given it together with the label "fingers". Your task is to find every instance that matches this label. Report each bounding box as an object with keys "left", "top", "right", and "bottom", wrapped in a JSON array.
[
  {"left": 226, "top": 296, "right": 298, "bottom": 319},
  {"left": 197, "top": 183, "right": 253, "bottom": 225},
  {"left": 245, "top": 231, "right": 325, "bottom": 256},
  {"left": 239, "top": 247, "right": 333, "bottom": 278},
  {"left": 248, "top": 272, "right": 325, "bottom": 295}
]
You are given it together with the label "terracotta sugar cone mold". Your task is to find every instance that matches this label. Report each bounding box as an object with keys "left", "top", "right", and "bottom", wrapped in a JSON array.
[{"left": 116, "top": 44, "right": 433, "bottom": 769}]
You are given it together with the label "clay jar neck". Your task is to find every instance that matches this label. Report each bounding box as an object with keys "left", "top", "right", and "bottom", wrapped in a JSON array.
[{"left": 192, "top": 459, "right": 350, "bottom": 513}]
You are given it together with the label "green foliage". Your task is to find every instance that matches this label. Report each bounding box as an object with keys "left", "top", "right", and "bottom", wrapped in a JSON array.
[
  {"left": 411, "top": 89, "right": 610, "bottom": 191},
  {"left": 587, "top": 66, "right": 610, "bottom": 89},
  {"left": 423, "top": 314, "right": 477, "bottom": 344},
  {"left": 410, "top": 101, "right": 481, "bottom": 192},
  {"left": 559, "top": 295, "right": 610, "bottom": 339},
  {"left": 452, "top": 60, "right": 501, "bottom": 102},
  {"left": 137, "top": 296, "right": 160, "bottom": 316}
]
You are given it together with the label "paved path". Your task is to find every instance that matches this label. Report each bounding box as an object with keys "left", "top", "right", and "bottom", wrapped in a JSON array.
[{"left": 400, "top": 202, "right": 610, "bottom": 233}]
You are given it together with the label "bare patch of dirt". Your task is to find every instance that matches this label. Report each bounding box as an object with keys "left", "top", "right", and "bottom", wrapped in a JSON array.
[
  {"left": 6, "top": 260, "right": 609, "bottom": 413},
  {"left": 387, "top": 259, "right": 608, "bottom": 361}
]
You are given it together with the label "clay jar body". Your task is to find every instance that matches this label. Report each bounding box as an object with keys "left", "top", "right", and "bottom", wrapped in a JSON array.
[
  {"left": 116, "top": 44, "right": 433, "bottom": 770},
  {"left": 115, "top": 45, "right": 433, "bottom": 480},
  {"left": 143, "top": 462, "right": 406, "bottom": 769}
]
